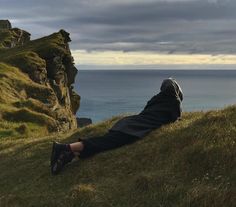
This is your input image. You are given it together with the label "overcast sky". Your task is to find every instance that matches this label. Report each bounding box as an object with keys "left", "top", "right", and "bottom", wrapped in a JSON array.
[{"left": 1, "top": 0, "right": 236, "bottom": 66}]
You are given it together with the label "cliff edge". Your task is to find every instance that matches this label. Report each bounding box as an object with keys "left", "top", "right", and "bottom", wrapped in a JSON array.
[{"left": 0, "top": 20, "right": 80, "bottom": 136}]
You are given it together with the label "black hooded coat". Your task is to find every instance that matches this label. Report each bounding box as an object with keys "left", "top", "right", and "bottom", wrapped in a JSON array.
[{"left": 110, "top": 78, "right": 183, "bottom": 138}]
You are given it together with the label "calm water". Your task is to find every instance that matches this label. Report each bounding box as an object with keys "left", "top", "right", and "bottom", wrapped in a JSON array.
[{"left": 74, "top": 70, "right": 236, "bottom": 123}]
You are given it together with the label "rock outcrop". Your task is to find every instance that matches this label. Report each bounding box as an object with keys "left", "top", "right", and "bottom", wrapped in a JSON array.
[
  {"left": 0, "top": 20, "right": 12, "bottom": 29},
  {"left": 0, "top": 20, "right": 30, "bottom": 48},
  {"left": 0, "top": 20, "right": 80, "bottom": 133}
]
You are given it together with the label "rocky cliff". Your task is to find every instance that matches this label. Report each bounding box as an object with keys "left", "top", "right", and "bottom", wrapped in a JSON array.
[
  {"left": 0, "top": 20, "right": 80, "bottom": 135},
  {"left": 0, "top": 20, "right": 30, "bottom": 48}
]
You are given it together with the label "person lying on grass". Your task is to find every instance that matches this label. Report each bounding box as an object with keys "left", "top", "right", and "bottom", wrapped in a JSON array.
[{"left": 50, "top": 78, "right": 183, "bottom": 175}]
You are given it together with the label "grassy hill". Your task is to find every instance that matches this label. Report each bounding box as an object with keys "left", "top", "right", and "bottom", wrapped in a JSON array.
[{"left": 0, "top": 107, "right": 235, "bottom": 207}]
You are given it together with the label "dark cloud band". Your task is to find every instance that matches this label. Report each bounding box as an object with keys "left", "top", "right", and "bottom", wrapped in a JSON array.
[{"left": 1, "top": 0, "right": 236, "bottom": 54}]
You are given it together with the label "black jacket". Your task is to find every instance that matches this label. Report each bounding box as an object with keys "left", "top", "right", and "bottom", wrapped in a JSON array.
[{"left": 110, "top": 78, "right": 183, "bottom": 137}]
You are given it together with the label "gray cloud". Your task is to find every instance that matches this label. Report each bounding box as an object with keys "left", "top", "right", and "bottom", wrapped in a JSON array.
[{"left": 1, "top": 0, "right": 236, "bottom": 54}]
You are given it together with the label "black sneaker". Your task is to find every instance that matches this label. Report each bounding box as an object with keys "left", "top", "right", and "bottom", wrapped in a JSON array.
[{"left": 50, "top": 142, "right": 74, "bottom": 175}]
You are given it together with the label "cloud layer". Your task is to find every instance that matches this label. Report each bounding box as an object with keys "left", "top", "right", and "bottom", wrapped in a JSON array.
[
  {"left": 72, "top": 50, "right": 236, "bottom": 66},
  {"left": 1, "top": 0, "right": 236, "bottom": 54}
]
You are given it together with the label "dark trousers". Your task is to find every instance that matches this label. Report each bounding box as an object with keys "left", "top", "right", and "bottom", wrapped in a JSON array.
[{"left": 79, "top": 130, "right": 139, "bottom": 158}]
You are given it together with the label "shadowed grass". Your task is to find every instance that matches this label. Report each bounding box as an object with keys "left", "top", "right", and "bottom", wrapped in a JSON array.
[{"left": 0, "top": 107, "right": 235, "bottom": 206}]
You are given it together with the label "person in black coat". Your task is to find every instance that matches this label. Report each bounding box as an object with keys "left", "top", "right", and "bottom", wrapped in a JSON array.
[{"left": 50, "top": 78, "right": 183, "bottom": 175}]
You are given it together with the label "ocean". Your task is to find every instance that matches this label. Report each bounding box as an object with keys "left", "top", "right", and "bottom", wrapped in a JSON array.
[{"left": 74, "top": 70, "right": 236, "bottom": 123}]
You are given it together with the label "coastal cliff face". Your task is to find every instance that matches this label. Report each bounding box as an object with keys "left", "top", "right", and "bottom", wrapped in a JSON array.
[{"left": 0, "top": 20, "right": 80, "bottom": 135}]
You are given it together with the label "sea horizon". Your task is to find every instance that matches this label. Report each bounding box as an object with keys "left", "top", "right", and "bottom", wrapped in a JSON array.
[
  {"left": 75, "top": 69, "right": 236, "bottom": 123},
  {"left": 76, "top": 64, "right": 236, "bottom": 70}
]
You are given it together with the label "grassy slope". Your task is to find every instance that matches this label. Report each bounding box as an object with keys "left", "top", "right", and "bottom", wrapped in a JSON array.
[
  {"left": 0, "top": 63, "right": 57, "bottom": 138},
  {"left": 0, "top": 107, "right": 235, "bottom": 207}
]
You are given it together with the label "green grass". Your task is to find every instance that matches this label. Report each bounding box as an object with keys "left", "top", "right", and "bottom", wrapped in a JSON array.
[
  {"left": 0, "top": 107, "right": 235, "bottom": 207},
  {"left": 0, "top": 29, "right": 14, "bottom": 48},
  {"left": 0, "top": 63, "right": 59, "bottom": 137}
]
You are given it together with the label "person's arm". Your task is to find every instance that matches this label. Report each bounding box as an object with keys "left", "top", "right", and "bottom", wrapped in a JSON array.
[{"left": 143, "top": 94, "right": 159, "bottom": 110}]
